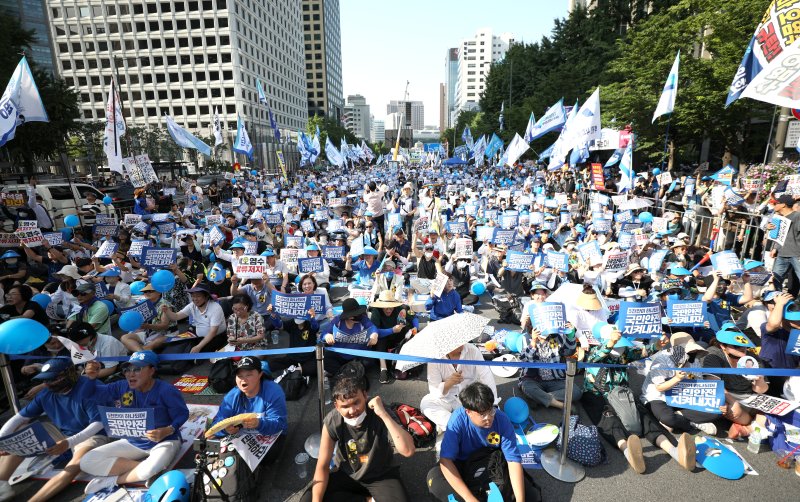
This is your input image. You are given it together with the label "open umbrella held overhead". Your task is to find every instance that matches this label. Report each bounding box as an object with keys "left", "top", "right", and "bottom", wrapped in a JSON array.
[{"left": 396, "top": 312, "right": 490, "bottom": 372}]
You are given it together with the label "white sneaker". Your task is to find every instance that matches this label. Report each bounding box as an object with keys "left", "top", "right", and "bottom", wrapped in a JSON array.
[
  {"left": 84, "top": 475, "right": 118, "bottom": 494},
  {"left": 691, "top": 421, "right": 717, "bottom": 436},
  {"left": 0, "top": 480, "right": 15, "bottom": 502}
]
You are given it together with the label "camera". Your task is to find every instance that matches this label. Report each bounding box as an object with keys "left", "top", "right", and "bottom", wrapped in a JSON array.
[{"left": 193, "top": 437, "right": 221, "bottom": 453}]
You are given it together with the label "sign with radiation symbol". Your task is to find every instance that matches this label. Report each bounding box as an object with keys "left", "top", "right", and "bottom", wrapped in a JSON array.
[
  {"left": 486, "top": 432, "right": 501, "bottom": 445},
  {"left": 121, "top": 391, "right": 134, "bottom": 406},
  {"left": 735, "top": 335, "right": 749, "bottom": 345}
]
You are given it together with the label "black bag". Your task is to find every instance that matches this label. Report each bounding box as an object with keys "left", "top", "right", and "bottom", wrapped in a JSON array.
[
  {"left": 156, "top": 340, "right": 195, "bottom": 375},
  {"left": 209, "top": 358, "right": 236, "bottom": 393},
  {"left": 336, "top": 360, "right": 369, "bottom": 391},
  {"left": 462, "top": 447, "right": 541, "bottom": 502},
  {"left": 274, "top": 366, "right": 309, "bottom": 401}
]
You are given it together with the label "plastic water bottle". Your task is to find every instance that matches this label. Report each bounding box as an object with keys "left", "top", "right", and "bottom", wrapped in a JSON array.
[
  {"left": 271, "top": 330, "right": 280, "bottom": 345},
  {"left": 323, "top": 376, "right": 332, "bottom": 405}
]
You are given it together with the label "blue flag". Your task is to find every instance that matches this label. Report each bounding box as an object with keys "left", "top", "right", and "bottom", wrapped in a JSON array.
[
  {"left": 538, "top": 141, "right": 556, "bottom": 160},
  {"left": 485, "top": 133, "right": 504, "bottom": 159},
  {"left": 461, "top": 125, "right": 473, "bottom": 149},
  {"left": 528, "top": 99, "right": 566, "bottom": 141},
  {"left": 604, "top": 148, "right": 624, "bottom": 167},
  {"left": 618, "top": 142, "right": 634, "bottom": 192},
  {"left": 268, "top": 106, "right": 281, "bottom": 142},
  {"left": 256, "top": 78, "right": 268, "bottom": 106},
  {"left": 325, "top": 136, "right": 344, "bottom": 167},
  {"left": 232, "top": 115, "right": 254, "bottom": 160},
  {"left": 164, "top": 115, "right": 212, "bottom": 156}
]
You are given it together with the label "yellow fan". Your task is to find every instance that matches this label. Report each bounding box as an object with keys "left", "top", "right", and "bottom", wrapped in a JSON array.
[{"left": 204, "top": 413, "right": 259, "bottom": 438}]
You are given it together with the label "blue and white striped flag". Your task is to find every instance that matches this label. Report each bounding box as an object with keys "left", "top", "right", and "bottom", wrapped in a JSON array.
[
  {"left": 232, "top": 115, "right": 254, "bottom": 160},
  {"left": 0, "top": 56, "right": 48, "bottom": 147},
  {"left": 165, "top": 114, "right": 211, "bottom": 156},
  {"left": 653, "top": 51, "right": 680, "bottom": 123},
  {"left": 619, "top": 142, "right": 634, "bottom": 192},
  {"left": 523, "top": 112, "right": 537, "bottom": 142}
]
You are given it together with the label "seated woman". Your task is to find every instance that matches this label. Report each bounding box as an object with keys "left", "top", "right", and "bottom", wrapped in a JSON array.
[
  {"left": 297, "top": 274, "right": 333, "bottom": 332},
  {"left": 320, "top": 298, "right": 379, "bottom": 375},
  {"left": 428, "top": 273, "right": 463, "bottom": 321},
  {"left": 268, "top": 307, "right": 319, "bottom": 377},
  {"left": 0, "top": 283, "right": 49, "bottom": 325},
  {"left": 369, "top": 290, "right": 419, "bottom": 384},
  {"left": 370, "top": 259, "right": 405, "bottom": 303},
  {"left": 223, "top": 293, "right": 267, "bottom": 353},
  {"left": 81, "top": 351, "right": 189, "bottom": 494},
  {"left": 120, "top": 283, "right": 177, "bottom": 353},
  {"left": 208, "top": 356, "right": 287, "bottom": 465}
]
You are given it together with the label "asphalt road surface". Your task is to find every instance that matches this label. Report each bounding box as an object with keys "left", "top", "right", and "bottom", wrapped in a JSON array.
[{"left": 5, "top": 285, "right": 799, "bottom": 501}]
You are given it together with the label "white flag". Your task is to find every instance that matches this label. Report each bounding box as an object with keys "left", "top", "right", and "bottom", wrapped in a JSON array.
[
  {"left": 55, "top": 336, "right": 96, "bottom": 365},
  {"left": 0, "top": 56, "right": 48, "bottom": 147},
  {"left": 504, "top": 133, "right": 530, "bottom": 167},
  {"left": 548, "top": 101, "right": 579, "bottom": 170},
  {"left": 232, "top": 115, "right": 253, "bottom": 160},
  {"left": 741, "top": 40, "right": 800, "bottom": 108},
  {"left": 653, "top": 51, "right": 680, "bottom": 123},
  {"left": 103, "top": 78, "right": 126, "bottom": 174},
  {"left": 325, "top": 136, "right": 344, "bottom": 167},
  {"left": 567, "top": 87, "right": 601, "bottom": 150},
  {"left": 212, "top": 107, "right": 223, "bottom": 147},
  {"left": 523, "top": 112, "right": 537, "bottom": 143}
]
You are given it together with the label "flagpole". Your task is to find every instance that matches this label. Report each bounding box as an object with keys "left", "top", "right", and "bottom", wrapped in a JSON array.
[
  {"left": 661, "top": 115, "right": 671, "bottom": 171},
  {"left": 763, "top": 105, "right": 778, "bottom": 164}
]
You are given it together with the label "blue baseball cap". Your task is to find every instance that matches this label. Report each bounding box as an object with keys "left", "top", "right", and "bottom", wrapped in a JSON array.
[
  {"left": 785, "top": 300, "right": 800, "bottom": 321},
  {"left": 98, "top": 268, "right": 121, "bottom": 277},
  {"left": 305, "top": 243, "right": 320, "bottom": 251},
  {"left": 33, "top": 358, "right": 73, "bottom": 381},
  {"left": 362, "top": 246, "right": 379, "bottom": 256},
  {"left": 127, "top": 350, "right": 159, "bottom": 367},
  {"left": 261, "top": 248, "right": 276, "bottom": 257},
  {"left": 229, "top": 241, "right": 246, "bottom": 250},
  {"left": 762, "top": 290, "right": 780, "bottom": 302},
  {"left": 715, "top": 329, "right": 755, "bottom": 348}
]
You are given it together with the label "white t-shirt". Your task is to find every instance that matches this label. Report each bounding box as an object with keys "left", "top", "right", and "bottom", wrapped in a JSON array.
[
  {"left": 179, "top": 301, "right": 227, "bottom": 339},
  {"left": 95, "top": 334, "right": 128, "bottom": 369}
]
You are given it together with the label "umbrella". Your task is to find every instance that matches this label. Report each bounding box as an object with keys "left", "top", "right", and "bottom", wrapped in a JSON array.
[
  {"left": 616, "top": 197, "right": 653, "bottom": 211},
  {"left": 396, "top": 312, "right": 490, "bottom": 371}
]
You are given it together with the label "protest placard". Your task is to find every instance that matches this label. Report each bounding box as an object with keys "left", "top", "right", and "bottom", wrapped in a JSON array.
[
  {"left": 768, "top": 215, "right": 792, "bottom": 247},
  {"left": 332, "top": 323, "right": 370, "bottom": 344},
  {"left": 603, "top": 250, "right": 630, "bottom": 272},
  {"left": 0, "top": 233, "right": 19, "bottom": 247},
  {"left": 447, "top": 221, "right": 468, "bottom": 235},
  {"left": 530, "top": 212, "right": 544, "bottom": 226},
  {"left": 242, "top": 241, "right": 258, "bottom": 255},
  {"left": 666, "top": 300, "right": 707, "bottom": 327},
  {"left": 666, "top": 380, "right": 723, "bottom": 414},
  {"left": 233, "top": 255, "right": 268, "bottom": 280},
  {"left": 647, "top": 249, "right": 668, "bottom": 274},
  {"left": 476, "top": 226, "right": 494, "bottom": 242},
  {"left": 15, "top": 227, "right": 43, "bottom": 247},
  {"left": 0, "top": 422, "right": 55, "bottom": 457},
  {"left": 120, "top": 300, "right": 158, "bottom": 323},
  {"left": 545, "top": 251, "right": 569, "bottom": 272},
  {"left": 230, "top": 432, "right": 282, "bottom": 472},
  {"left": 99, "top": 406, "right": 155, "bottom": 440},
  {"left": 452, "top": 237, "right": 473, "bottom": 258},
  {"left": 593, "top": 218, "right": 612, "bottom": 233},
  {"left": 297, "top": 256, "right": 324, "bottom": 274},
  {"left": 94, "top": 281, "right": 109, "bottom": 299},
  {"left": 506, "top": 251, "right": 535, "bottom": 272},
  {"left": 301, "top": 220, "right": 315, "bottom": 233},
  {"left": 155, "top": 222, "right": 176, "bottom": 235},
  {"left": 219, "top": 203, "right": 233, "bottom": 214},
  {"left": 284, "top": 235, "right": 303, "bottom": 248},
  {"left": 231, "top": 197, "right": 241, "bottom": 206},
  {"left": 738, "top": 394, "right": 800, "bottom": 416},
  {"left": 271, "top": 292, "right": 325, "bottom": 318},
  {"left": 786, "top": 329, "right": 800, "bottom": 357},
  {"left": 321, "top": 245, "right": 345, "bottom": 261},
  {"left": 18, "top": 220, "right": 37, "bottom": 229},
  {"left": 124, "top": 214, "right": 142, "bottom": 226},
  {"left": 0, "top": 192, "right": 24, "bottom": 207},
  {"left": 95, "top": 214, "right": 118, "bottom": 226},
  {"left": 430, "top": 272, "right": 449, "bottom": 298},
  {"left": 500, "top": 214, "right": 518, "bottom": 229},
  {"left": 527, "top": 302, "right": 566, "bottom": 336},
  {"left": 43, "top": 232, "right": 63, "bottom": 247},
  {"left": 618, "top": 231, "right": 633, "bottom": 250},
  {"left": 578, "top": 241, "right": 602, "bottom": 266},
  {"left": 127, "top": 240, "right": 149, "bottom": 259},
  {"left": 651, "top": 217, "right": 667, "bottom": 235},
  {"left": 131, "top": 221, "right": 150, "bottom": 235},
  {"left": 491, "top": 228, "right": 516, "bottom": 246},
  {"left": 140, "top": 247, "right": 178, "bottom": 274},
  {"left": 614, "top": 210, "right": 633, "bottom": 223},
  {"left": 617, "top": 302, "right": 662, "bottom": 338},
  {"left": 413, "top": 215, "right": 430, "bottom": 233},
  {"left": 658, "top": 172, "right": 673, "bottom": 186},
  {"left": 94, "top": 241, "right": 119, "bottom": 259},
  {"left": 740, "top": 178, "right": 763, "bottom": 192},
  {"left": 94, "top": 225, "right": 118, "bottom": 237},
  {"left": 710, "top": 250, "right": 743, "bottom": 276}
]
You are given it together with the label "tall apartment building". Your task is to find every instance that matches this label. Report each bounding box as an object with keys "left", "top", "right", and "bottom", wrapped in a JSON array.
[
  {"left": 386, "top": 100, "right": 424, "bottom": 131},
  {"left": 438, "top": 83, "right": 446, "bottom": 132},
  {"left": 454, "top": 28, "right": 515, "bottom": 115},
  {"left": 302, "top": 0, "right": 343, "bottom": 122},
  {"left": 1, "top": 0, "right": 56, "bottom": 74},
  {"left": 444, "top": 47, "right": 458, "bottom": 128},
  {"left": 343, "top": 94, "right": 370, "bottom": 140},
  {"left": 45, "top": 0, "right": 308, "bottom": 140}
]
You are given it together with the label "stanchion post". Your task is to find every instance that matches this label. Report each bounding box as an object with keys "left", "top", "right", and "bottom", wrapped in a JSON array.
[
  {"left": 540, "top": 358, "right": 585, "bottom": 482},
  {"left": 315, "top": 343, "right": 325, "bottom": 430},
  {"left": 0, "top": 354, "right": 20, "bottom": 413}
]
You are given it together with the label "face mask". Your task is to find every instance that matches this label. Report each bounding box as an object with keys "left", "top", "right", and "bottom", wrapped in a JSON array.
[
  {"left": 457, "top": 261, "right": 468, "bottom": 269},
  {"left": 424, "top": 252, "right": 433, "bottom": 259},
  {"left": 319, "top": 237, "right": 328, "bottom": 245},
  {"left": 384, "top": 271, "right": 395, "bottom": 281},
  {"left": 343, "top": 410, "right": 367, "bottom": 427},
  {"left": 5, "top": 258, "right": 17, "bottom": 265},
  {"left": 716, "top": 285, "right": 727, "bottom": 295}
]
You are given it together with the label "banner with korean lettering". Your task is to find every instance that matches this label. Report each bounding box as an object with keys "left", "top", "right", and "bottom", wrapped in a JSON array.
[
  {"left": 99, "top": 406, "right": 155, "bottom": 440},
  {"left": 578, "top": 241, "right": 602, "bottom": 266},
  {"left": 15, "top": 227, "right": 43, "bottom": 247},
  {"left": 590, "top": 163, "right": 605, "bottom": 190},
  {"left": 233, "top": 255, "right": 268, "bottom": 280},
  {"left": 43, "top": 232, "right": 63, "bottom": 247},
  {"left": 666, "top": 380, "right": 723, "bottom": 414},
  {"left": 528, "top": 302, "right": 567, "bottom": 336},
  {"left": 322, "top": 245, "right": 345, "bottom": 261},
  {"left": 127, "top": 239, "right": 149, "bottom": 259},
  {"left": 0, "top": 422, "right": 55, "bottom": 457},
  {"left": 119, "top": 300, "right": 158, "bottom": 323},
  {"left": 491, "top": 228, "right": 516, "bottom": 246},
  {"left": 616, "top": 302, "right": 662, "bottom": 338},
  {"left": 545, "top": 251, "right": 569, "bottom": 272},
  {"left": 140, "top": 247, "right": 178, "bottom": 274},
  {"left": 506, "top": 251, "right": 535, "bottom": 272},
  {"left": 94, "top": 241, "right": 118, "bottom": 259},
  {"left": 270, "top": 292, "right": 326, "bottom": 318},
  {"left": 297, "top": 256, "right": 324, "bottom": 274},
  {"left": 666, "top": 300, "right": 707, "bottom": 327},
  {"left": 710, "top": 250, "right": 744, "bottom": 276},
  {"left": 603, "top": 250, "right": 630, "bottom": 272},
  {"left": 230, "top": 432, "right": 281, "bottom": 472}
]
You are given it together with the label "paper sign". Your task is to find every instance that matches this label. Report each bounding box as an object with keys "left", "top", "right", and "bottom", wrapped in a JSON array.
[
  {"left": 491, "top": 228, "right": 516, "bottom": 246},
  {"left": 768, "top": 215, "right": 792, "bottom": 247},
  {"left": 578, "top": 241, "right": 602, "bottom": 266},
  {"left": 208, "top": 226, "right": 225, "bottom": 247},
  {"left": 1, "top": 192, "right": 24, "bottom": 207},
  {"left": 15, "top": 227, "right": 43, "bottom": 247},
  {"left": 297, "top": 256, "right": 324, "bottom": 274},
  {"left": 94, "top": 241, "right": 119, "bottom": 259},
  {"left": 603, "top": 250, "right": 630, "bottom": 272},
  {"left": 666, "top": 380, "right": 723, "bottom": 414},
  {"left": 454, "top": 238, "right": 473, "bottom": 258},
  {"left": 229, "top": 432, "right": 281, "bottom": 472},
  {"left": 271, "top": 292, "right": 326, "bottom": 318},
  {"left": 738, "top": 394, "right": 800, "bottom": 417},
  {"left": 666, "top": 300, "right": 707, "bottom": 327},
  {"left": 528, "top": 302, "right": 566, "bottom": 336},
  {"left": 616, "top": 302, "right": 662, "bottom": 338},
  {"left": 94, "top": 225, "right": 118, "bottom": 237},
  {"left": 710, "top": 250, "right": 743, "bottom": 276},
  {"left": 99, "top": 406, "right": 155, "bottom": 440},
  {"left": 233, "top": 255, "right": 268, "bottom": 280},
  {"left": 506, "top": 251, "right": 535, "bottom": 272},
  {"left": 0, "top": 422, "right": 55, "bottom": 457},
  {"left": 124, "top": 214, "right": 142, "bottom": 226},
  {"left": 447, "top": 221, "right": 468, "bottom": 235},
  {"left": 173, "top": 375, "right": 209, "bottom": 394},
  {"left": 0, "top": 233, "right": 19, "bottom": 247},
  {"left": 140, "top": 247, "right": 178, "bottom": 274},
  {"left": 18, "top": 220, "right": 37, "bottom": 229},
  {"left": 127, "top": 240, "right": 149, "bottom": 259},
  {"left": 786, "top": 329, "right": 800, "bottom": 357},
  {"left": 119, "top": 300, "right": 158, "bottom": 323},
  {"left": 322, "top": 245, "right": 345, "bottom": 261},
  {"left": 545, "top": 251, "right": 569, "bottom": 272},
  {"left": 593, "top": 218, "right": 612, "bottom": 233},
  {"left": 280, "top": 247, "right": 299, "bottom": 265},
  {"left": 43, "top": 232, "right": 63, "bottom": 247},
  {"left": 476, "top": 226, "right": 494, "bottom": 242},
  {"left": 430, "top": 272, "right": 449, "bottom": 298}
]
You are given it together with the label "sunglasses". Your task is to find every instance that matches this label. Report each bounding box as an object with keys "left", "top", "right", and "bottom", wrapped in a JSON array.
[{"left": 122, "top": 366, "right": 146, "bottom": 374}]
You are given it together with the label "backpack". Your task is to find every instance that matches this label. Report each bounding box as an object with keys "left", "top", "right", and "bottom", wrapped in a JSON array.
[
  {"left": 461, "top": 446, "right": 541, "bottom": 502},
  {"left": 556, "top": 415, "right": 607, "bottom": 467},
  {"left": 388, "top": 403, "right": 435, "bottom": 448},
  {"left": 209, "top": 358, "right": 236, "bottom": 393},
  {"left": 274, "top": 366, "right": 309, "bottom": 401},
  {"left": 156, "top": 340, "right": 195, "bottom": 375}
]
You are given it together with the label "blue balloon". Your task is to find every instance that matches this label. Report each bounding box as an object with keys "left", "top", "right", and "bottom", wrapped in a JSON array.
[
  {"left": 102, "top": 195, "right": 112, "bottom": 205},
  {"left": 470, "top": 281, "right": 487, "bottom": 296},
  {"left": 638, "top": 211, "right": 654, "bottom": 224},
  {"left": 0, "top": 318, "right": 49, "bottom": 354},
  {"left": 64, "top": 214, "right": 80, "bottom": 227},
  {"left": 504, "top": 331, "right": 524, "bottom": 353},
  {"left": 653, "top": 168, "right": 662, "bottom": 175},
  {"left": 151, "top": 270, "right": 176, "bottom": 293},
  {"left": 60, "top": 227, "right": 73, "bottom": 240},
  {"left": 250, "top": 170, "right": 258, "bottom": 176},
  {"left": 503, "top": 396, "right": 530, "bottom": 424},
  {"left": 231, "top": 178, "right": 237, "bottom": 184},
  {"left": 100, "top": 299, "right": 115, "bottom": 314},
  {"left": 592, "top": 322, "right": 609, "bottom": 341},
  {"left": 147, "top": 471, "right": 189, "bottom": 502},
  {"left": 130, "top": 281, "right": 146, "bottom": 296},
  {"left": 31, "top": 293, "right": 51, "bottom": 309},
  {"left": 119, "top": 310, "right": 144, "bottom": 332}
]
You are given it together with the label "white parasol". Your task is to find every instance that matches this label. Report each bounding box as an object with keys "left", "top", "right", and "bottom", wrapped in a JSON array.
[
  {"left": 396, "top": 312, "right": 490, "bottom": 371},
  {"left": 616, "top": 197, "right": 653, "bottom": 211}
]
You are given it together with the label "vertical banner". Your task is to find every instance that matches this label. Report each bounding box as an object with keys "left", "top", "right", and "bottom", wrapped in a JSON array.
[{"left": 590, "top": 163, "right": 605, "bottom": 190}]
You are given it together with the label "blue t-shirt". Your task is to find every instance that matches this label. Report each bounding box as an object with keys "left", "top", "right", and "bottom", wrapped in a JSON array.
[
  {"left": 351, "top": 259, "right": 380, "bottom": 285},
  {"left": 95, "top": 378, "right": 189, "bottom": 450},
  {"left": 320, "top": 315, "right": 378, "bottom": 359},
  {"left": 700, "top": 292, "right": 740, "bottom": 331},
  {"left": 20, "top": 377, "right": 103, "bottom": 437},
  {"left": 440, "top": 407, "right": 520, "bottom": 463},
  {"left": 211, "top": 379, "right": 288, "bottom": 437}
]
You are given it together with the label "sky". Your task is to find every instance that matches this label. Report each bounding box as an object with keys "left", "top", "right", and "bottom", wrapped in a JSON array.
[{"left": 340, "top": 0, "right": 568, "bottom": 128}]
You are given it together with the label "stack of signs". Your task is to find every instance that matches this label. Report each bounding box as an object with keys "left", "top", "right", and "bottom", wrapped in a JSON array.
[
  {"left": 506, "top": 251, "right": 535, "bottom": 272},
  {"left": 666, "top": 380, "right": 723, "bottom": 414},
  {"left": 616, "top": 302, "right": 662, "bottom": 338},
  {"left": 666, "top": 299, "right": 706, "bottom": 327},
  {"left": 297, "top": 256, "right": 324, "bottom": 274},
  {"left": 768, "top": 215, "right": 792, "bottom": 247},
  {"left": 528, "top": 302, "right": 566, "bottom": 336},
  {"left": 233, "top": 255, "right": 268, "bottom": 280},
  {"left": 271, "top": 292, "right": 325, "bottom": 318},
  {"left": 603, "top": 250, "right": 629, "bottom": 273},
  {"left": 140, "top": 248, "right": 178, "bottom": 274},
  {"left": 710, "top": 251, "right": 743, "bottom": 276}
]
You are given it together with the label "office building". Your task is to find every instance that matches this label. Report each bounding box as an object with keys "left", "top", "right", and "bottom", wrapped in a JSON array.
[
  {"left": 438, "top": 83, "right": 446, "bottom": 132},
  {"left": 2, "top": 0, "right": 56, "bottom": 74},
  {"left": 386, "top": 100, "right": 424, "bottom": 131},
  {"left": 343, "top": 94, "right": 370, "bottom": 140},
  {"left": 444, "top": 47, "right": 458, "bottom": 127},
  {"left": 370, "top": 117, "right": 384, "bottom": 143},
  {"left": 46, "top": 0, "right": 308, "bottom": 141},
  {"left": 454, "top": 28, "right": 515, "bottom": 114},
  {"left": 302, "top": 0, "right": 343, "bottom": 121}
]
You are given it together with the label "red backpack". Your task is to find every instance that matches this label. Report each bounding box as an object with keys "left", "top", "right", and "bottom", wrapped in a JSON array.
[{"left": 389, "top": 403, "right": 436, "bottom": 447}]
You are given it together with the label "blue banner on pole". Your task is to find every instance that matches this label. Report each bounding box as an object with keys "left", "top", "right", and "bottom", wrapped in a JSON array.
[{"left": 666, "top": 380, "right": 724, "bottom": 414}]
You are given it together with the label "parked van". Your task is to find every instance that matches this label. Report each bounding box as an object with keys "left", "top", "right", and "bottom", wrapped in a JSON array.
[{"left": 0, "top": 183, "right": 115, "bottom": 230}]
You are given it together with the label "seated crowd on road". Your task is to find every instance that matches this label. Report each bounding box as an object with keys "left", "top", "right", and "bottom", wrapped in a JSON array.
[{"left": 0, "top": 159, "right": 798, "bottom": 502}]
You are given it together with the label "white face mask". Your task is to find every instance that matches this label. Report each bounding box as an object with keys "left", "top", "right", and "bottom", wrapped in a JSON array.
[
  {"left": 5, "top": 258, "right": 18, "bottom": 265},
  {"left": 343, "top": 410, "right": 367, "bottom": 427},
  {"left": 457, "top": 261, "right": 468, "bottom": 269},
  {"left": 319, "top": 237, "right": 328, "bottom": 245},
  {"left": 424, "top": 252, "right": 433, "bottom": 259}
]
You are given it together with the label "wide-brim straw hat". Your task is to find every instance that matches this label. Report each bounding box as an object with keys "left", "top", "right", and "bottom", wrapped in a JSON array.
[
  {"left": 370, "top": 290, "right": 402, "bottom": 309},
  {"left": 576, "top": 288, "right": 602, "bottom": 311}
]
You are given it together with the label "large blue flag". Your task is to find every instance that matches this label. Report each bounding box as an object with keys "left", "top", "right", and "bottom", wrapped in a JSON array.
[
  {"left": 485, "top": 133, "right": 504, "bottom": 159},
  {"left": 538, "top": 141, "right": 556, "bottom": 160},
  {"left": 604, "top": 148, "right": 624, "bottom": 167},
  {"left": 0, "top": 56, "right": 48, "bottom": 147},
  {"left": 232, "top": 115, "right": 254, "bottom": 160},
  {"left": 165, "top": 115, "right": 211, "bottom": 156},
  {"left": 461, "top": 125, "right": 473, "bottom": 149},
  {"left": 528, "top": 99, "right": 566, "bottom": 141}
]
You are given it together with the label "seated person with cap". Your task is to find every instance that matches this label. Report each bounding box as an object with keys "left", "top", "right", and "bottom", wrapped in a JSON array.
[
  {"left": 208, "top": 357, "right": 288, "bottom": 464},
  {"left": 429, "top": 272, "right": 463, "bottom": 321},
  {"left": 160, "top": 282, "right": 228, "bottom": 353},
  {"left": 120, "top": 283, "right": 177, "bottom": 353},
  {"left": 369, "top": 290, "right": 419, "bottom": 384},
  {"left": 345, "top": 246, "right": 381, "bottom": 288},
  {"left": 304, "top": 243, "right": 331, "bottom": 288},
  {"left": 426, "top": 382, "right": 537, "bottom": 502},
  {"left": 320, "top": 298, "right": 379, "bottom": 375},
  {"left": 302, "top": 376, "right": 415, "bottom": 502},
  {"left": 0, "top": 358, "right": 109, "bottom": 502},
  {"left": 97, "top": 267, "right": 133, "bottom": 310},
  {"left": 384, "top": 226, "right": 412, "bottom": 267},
  {"left": 66, "top": 321, "right": 127, "bottom": 381},
  {"left": 67, "top": 280, "right": 111, "bottom": 335},
  {"left": 81, "top": 351, "right": 190, "bottom": 494},
  {"left": 700, "top": 270, "right": 753, "bottom": 334},
  {"left": 370, "top": 259, "right": 404, "bottom": 303}
]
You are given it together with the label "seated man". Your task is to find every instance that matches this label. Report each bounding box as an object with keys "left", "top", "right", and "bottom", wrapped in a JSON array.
[
  {"left": 301, "top": 376, "right": 415, "bottom": 502},
  {"left": 421, "top": 343, "right": 497, "bottom": 453},
  {"left": 67, "top": 322, "right": 127, "bottom": 380},
  {"left": 209, "top": 356, "right": 288, "bottom": 466},
  {"left": 160, "top": 282, "right": 227, "bottom": 353},
  {"left": 67, "top": 280, "right": 111, "bottom": 335},
  {"left": 426, "top": 382, "right": 538, "bottom": 502},
  {"left": 0, "top": 359, "right": 108, "bottom": 502},
  {"left": 80, "top": 351, "right": 189, "bottom": 494}
]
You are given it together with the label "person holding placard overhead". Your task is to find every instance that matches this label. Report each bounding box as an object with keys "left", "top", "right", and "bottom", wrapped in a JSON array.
[
  {"left": 768, "top": 193, "right": 800, "bottom": 293},
  {"left": 700, "top": 270, "right": 752, "bottom": 334}
]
